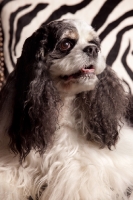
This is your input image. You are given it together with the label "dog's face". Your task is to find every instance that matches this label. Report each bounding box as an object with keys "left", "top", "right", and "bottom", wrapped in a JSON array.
[{"left": 44, "top": 19, "right": 106, "bottom": 96}]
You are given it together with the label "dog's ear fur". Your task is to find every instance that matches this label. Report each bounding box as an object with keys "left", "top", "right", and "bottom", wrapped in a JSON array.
[
  {"left": 0, "top": 25, "right": 60, "bottom": 160},
  {"left": 73, "top": 67, "right": 128, "bottom": 149}
]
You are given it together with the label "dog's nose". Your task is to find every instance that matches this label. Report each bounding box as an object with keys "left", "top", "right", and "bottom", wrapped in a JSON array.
[{"left": 83, "top": 45, "right": 98, "bottom": 58}]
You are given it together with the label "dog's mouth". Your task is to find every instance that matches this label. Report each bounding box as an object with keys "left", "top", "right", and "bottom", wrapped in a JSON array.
[{"left": 60, "top": 65, "right": 95, "bottom": 81}]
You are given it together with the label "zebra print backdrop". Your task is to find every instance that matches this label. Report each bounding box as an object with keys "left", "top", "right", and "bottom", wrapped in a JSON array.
[{"left": 0, "top": 0, "right": 133, "bottom": 91}]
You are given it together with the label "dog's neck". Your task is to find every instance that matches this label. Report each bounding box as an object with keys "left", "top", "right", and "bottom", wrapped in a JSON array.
[{"left": 58, "top": 95, "right": 76, "bottom": 129}]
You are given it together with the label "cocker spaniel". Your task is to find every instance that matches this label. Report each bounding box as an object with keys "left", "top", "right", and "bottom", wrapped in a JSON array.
[{"left": 0, "top": 19, "right": 133, "bottom": 200}]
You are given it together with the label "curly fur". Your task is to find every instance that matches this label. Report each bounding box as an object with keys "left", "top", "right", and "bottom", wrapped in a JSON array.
[
  {"left": 73, "top": 67, "right": 129, "bottom": 149},
  {"left": 0, "top": 26, "right": 61, "bottom": 160}
]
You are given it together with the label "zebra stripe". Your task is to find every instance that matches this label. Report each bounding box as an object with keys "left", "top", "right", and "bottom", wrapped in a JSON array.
[
  {"left": 91, "top": 0, "right": 122, "bottom": 31},
  {"left": 122, "top": 41, "right": 133, "bottom": 81},
  {"left": 44, "top": 0, "right": 92, "bottom": 24},
  {"left": 99, "top": 10, "right": 133, "bottom": 41},
  {"left": 106, "top": 25, "right": 133, "bottom": 66},
  {"left": 13, "top": 3, "right": 48, "bottom": 55},
  {"left": 9, "top": 4, "right": 32, "bottom": 68}
]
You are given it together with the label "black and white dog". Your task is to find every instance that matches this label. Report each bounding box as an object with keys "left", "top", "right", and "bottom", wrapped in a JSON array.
[{"left": 0, "top": 19, "right": 133, "bottom": 200}]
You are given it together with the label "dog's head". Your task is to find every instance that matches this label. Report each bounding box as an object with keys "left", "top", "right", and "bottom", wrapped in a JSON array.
[
  {"left": 22, "top": 19, "right": 106, "bottom": 96},
  {"left": 0, "top": 19, "right": 128, "bottom": 160},
  {"left": 45, "top": 19, "right": 105, "bottom": 95}
]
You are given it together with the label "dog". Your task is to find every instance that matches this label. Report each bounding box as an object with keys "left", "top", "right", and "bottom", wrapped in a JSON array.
[{"left": 0, "top": 19, "right": 133, "bottom": 200}]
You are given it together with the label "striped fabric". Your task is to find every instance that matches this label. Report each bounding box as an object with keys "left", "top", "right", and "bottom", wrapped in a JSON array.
[
  {"left": 0, "top": 16, "right": 5, "bottom": 90},
  {"left": 0, "top": 0, "right": 133, "bottom": 91}
]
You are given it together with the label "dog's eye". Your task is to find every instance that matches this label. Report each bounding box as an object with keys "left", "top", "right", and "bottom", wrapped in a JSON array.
[{"left": 59, "top": 40, "right": 72, "bottom": 51}]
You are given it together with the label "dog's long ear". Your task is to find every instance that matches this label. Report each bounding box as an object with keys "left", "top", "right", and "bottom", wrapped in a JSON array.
[
  {"left": 0, "top": 25, "right": 60, "bottom": 160},
  {"left": 73, "top": 67, "right": 128, "bottom": 149}
]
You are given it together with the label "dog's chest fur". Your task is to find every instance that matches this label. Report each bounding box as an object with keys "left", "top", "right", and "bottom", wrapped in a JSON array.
[
  {"left": 0, "top": 97, "right": 133, "bottom": 200},
  {"left": 37, "top": 97, "right": 133, "bottom": 200}
]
